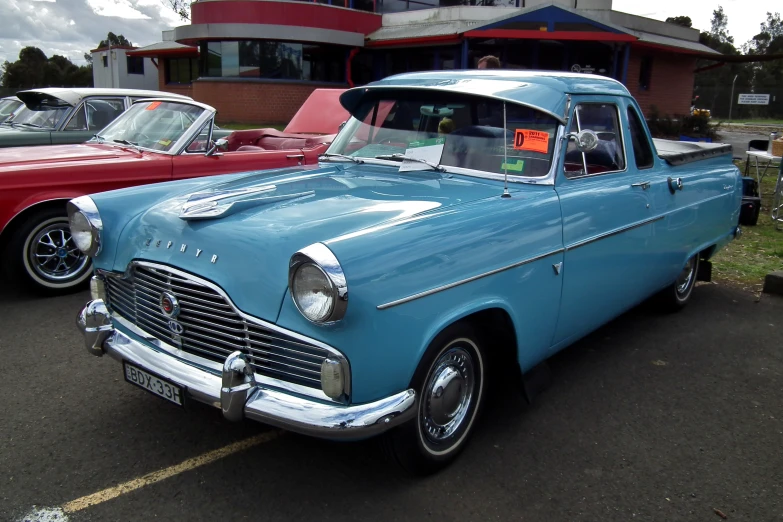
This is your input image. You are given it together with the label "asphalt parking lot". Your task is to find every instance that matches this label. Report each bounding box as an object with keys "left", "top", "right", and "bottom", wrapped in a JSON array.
[{"left": 1, "top": 280, "right": 781, "bottom": 522}]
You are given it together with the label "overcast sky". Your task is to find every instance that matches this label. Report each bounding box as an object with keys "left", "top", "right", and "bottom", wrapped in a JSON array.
[{"left": 0, "top": 0, "right": 777, "bottom": 67}]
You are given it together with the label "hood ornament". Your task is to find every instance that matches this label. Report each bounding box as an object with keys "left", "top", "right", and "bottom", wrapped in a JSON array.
[{"left": 179, "top": 184, "right": 315, "bottom": 221}]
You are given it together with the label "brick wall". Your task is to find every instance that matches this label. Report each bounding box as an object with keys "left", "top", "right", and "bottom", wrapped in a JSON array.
[
  {"left": 625, "top": 47, "right": 696, "bottom": 119},
  {"left": 192, "top": 80, "right": 347, "bottom": 125}
]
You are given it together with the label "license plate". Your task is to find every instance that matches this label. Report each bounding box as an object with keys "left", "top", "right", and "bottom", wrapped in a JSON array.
[{"left": 123, "top": 361, "right": 184, "bottom": 407}]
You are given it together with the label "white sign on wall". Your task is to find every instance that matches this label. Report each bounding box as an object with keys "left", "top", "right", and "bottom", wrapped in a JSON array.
[{"left": 738, "top": 93, "right": 770, "bottom": 105}]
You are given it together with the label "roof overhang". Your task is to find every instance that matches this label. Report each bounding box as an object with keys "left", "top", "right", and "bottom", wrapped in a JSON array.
[{"left": 175, "top": 23, "right": 365, "bottom": 47}]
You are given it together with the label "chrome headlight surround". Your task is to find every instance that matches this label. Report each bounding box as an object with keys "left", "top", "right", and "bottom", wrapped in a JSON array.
[
  {"left": 288, "top": 242, "right": 348, "bottom": 324},
  {"left": 66, "top": 195, "right": 103, "bottom": 257}
]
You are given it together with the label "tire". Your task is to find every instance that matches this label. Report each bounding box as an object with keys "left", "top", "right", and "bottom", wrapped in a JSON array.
[
  {"left": 655, "top": 253, "right": 700, "bottom": 313},
  {"left": 381, "top": 322, "right": 486, "bottom": 476},
  {"left": 4, "top": 207, "right": 93, "bottom": 295}
]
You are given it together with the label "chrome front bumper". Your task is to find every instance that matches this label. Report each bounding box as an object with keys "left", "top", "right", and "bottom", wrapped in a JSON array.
[{"left": 76, "top": 299, "right": 416, "bottom": 440}]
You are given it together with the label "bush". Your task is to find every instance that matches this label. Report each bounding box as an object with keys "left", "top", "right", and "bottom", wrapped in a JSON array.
[{"left": 645, "top": 106, "right": 718, "bottom": 141}]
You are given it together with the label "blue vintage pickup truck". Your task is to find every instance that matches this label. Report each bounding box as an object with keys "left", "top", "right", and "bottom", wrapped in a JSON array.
[{"left": 73, "top": 71, "right": 741, "bottom": 475}]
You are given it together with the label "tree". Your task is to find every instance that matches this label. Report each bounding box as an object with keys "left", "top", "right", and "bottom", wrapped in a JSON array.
[
  {"left": 709, "top": 6, "right": 734, "bottom": 45},
  {"left": 83, "top": 53, "right": 93, "bottom": 65},
  {"left": 1, "top": 47, "right": 93, "bottom": 89},
  {"left": 163, "top": 0, "right": 190, "bottom": 21},
  {"left": 665, "top": 16, "right": 692, "bottom": 28},
  {"left": 97, "top": 32, "right": 132, "bottom": 49}
]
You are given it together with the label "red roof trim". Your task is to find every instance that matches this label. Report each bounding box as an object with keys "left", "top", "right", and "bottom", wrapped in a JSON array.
[
  {"left": 127, "top": 47, "right": 199, "bottom": 58},
  {"left": 464, "top": 29, "right": 637, "bottom": 42}
]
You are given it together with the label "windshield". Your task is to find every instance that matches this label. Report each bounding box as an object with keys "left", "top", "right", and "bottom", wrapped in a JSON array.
[
  {"left": 92, "top": 100, "right": 206, "bottom": 152},
  {"left": 10, "top": 105, "right": 69, "bottom": 129},
  {"left": 325, "top": 92, "right": 560, "bottom": 178},
  {"left": 0, "top": 99, "right": 22, "bottom": 120}
]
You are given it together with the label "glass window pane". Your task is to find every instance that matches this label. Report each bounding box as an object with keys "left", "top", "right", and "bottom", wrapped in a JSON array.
[
  {"left": 627, "top": 106, "right": 654, "bottom": 169},
  {"left": 221, "top": 41, "right": 239, "bottom": 77},
  {"left": 64, "top": 106, "right": 87, "bottom": 131},
  {"left": 86, "top": 98, "right": 126, "bottom": 131},
  {"left": 239, "top": 41, "right": 260, "bottom": 77},
  {"left": 565, "top": 103, "right": 625, "bottom": 177},
  {"left": 178, "top": 59, "right": 190, "bottom": 83},
  {"left": 168, "top": 59, "right": 179, "bottom": 83},
  {"left": 191, "top": 58, "right": 199, "bottom": 81},
  {"left": 207, "top": 42, "right": 222, "bottom": 77}
]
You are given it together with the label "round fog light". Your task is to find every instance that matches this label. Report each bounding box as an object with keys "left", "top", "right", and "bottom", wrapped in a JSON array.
[{"left": 320, "top": 358, "right": 345, "bottom": 400}]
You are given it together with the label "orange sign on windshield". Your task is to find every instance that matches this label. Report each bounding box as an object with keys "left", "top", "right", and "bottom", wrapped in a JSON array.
[
  {"left": 513, "top": 129, "right": 550, "bottom": 154},
  {"left": 146, "top": 101, "right": 161, "bottom": 111}
]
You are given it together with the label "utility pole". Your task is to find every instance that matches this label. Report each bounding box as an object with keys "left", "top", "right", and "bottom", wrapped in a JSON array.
[{"left": 729, "top": 74, "right": 738, "bottom": 121}]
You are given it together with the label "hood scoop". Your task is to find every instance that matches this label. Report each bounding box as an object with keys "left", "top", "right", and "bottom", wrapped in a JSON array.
[{"left": 179, "top": 184, "right": 315, "bottom": 221}]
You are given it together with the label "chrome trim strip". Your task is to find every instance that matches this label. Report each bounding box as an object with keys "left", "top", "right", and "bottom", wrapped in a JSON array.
[
  {"left": 377, "top": 247, "right": 565, "bottom": 310},
  {"left": 565, "top": 215, "right": 665, "bottom": 251},
  {"left": 102, "top": 261, "right": 351, "bottom": 402}
]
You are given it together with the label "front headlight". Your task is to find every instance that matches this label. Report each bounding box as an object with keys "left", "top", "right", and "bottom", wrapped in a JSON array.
[
  {"left": 289, "top": 243, "right": 347, "bottom": 324},
  {"left": 66, "top": 196, "right": 103, "bottom": 257}
]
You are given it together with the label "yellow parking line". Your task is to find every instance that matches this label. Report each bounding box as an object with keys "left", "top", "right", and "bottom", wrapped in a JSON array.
[{"left": 61, "top": 430, "right": 283, "bottom": 513}]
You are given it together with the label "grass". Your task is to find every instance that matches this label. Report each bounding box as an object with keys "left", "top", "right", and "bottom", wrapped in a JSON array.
[
  {"left": 722, "top": 119, "right": 783, "bottom": 125},
  {"left": 217, "top": 122, "right": 286, "bottom": 131},
  {"left": 710, "top": 160, "right": 783, "bottom": 292}
]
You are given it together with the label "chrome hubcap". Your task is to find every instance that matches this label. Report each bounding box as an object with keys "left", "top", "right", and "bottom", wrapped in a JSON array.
[
  {"left": 676, "top": 257, "right": 696, "bottom": 295},
  {"left": 29, "top": 222, "right": 89, "bottom": 281},
  {"left": 421, "top": 347, "right": 475, "bottom": 444}
]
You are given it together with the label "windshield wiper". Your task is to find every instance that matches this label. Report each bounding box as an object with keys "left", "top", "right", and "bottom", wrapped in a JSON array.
[
  {"left": 319, "top": 153, "right": 363, "bottom": 164},
  {"left": 374, "top": 154, "right": 445, "bottom": 172},
  {"left": 112, "top": 139, "right": 142, "bottom": 153}
]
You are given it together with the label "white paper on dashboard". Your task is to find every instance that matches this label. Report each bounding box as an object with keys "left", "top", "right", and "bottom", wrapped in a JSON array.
[{"left": 399, "top": 137, "right": 445, "bottom": 172}]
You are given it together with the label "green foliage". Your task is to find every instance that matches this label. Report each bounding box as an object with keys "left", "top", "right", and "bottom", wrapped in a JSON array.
[
  {"left": 665, "top": 16, "right": 692, "bottom": 28},
  {"left": 163, "top": 0, "right": 191, "bottom": 21},
  {"left": 1, "top": 46, "right": 93, "bottom": 89},
  {"left": 645, "top": 107, "right": 718, "bottom": 140},
  {"left": 98, "top": 32, "right": 132, "bottom": 48}
]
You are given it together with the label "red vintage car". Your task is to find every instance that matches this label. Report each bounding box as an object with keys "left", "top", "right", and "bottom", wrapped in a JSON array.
[{"left": 0, "top": 89, "right": 348, "bottom": 294}]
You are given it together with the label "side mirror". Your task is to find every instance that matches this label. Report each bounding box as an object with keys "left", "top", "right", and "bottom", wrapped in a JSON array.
[
  {"left": 566, "top": 129, "right": 599, "bottom": 152},
  {"left": 206, "top": 138, "right": 228, "bottom": 157}
]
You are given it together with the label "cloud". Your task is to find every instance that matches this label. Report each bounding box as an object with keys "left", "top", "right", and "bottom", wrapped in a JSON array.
[{"left": 0, "top": 0, "right": 182, "bottom": 66}]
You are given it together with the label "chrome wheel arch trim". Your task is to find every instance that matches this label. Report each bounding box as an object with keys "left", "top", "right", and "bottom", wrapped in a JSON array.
[{"left": 99, "top": 260, "right": 351, "bottom": 403}]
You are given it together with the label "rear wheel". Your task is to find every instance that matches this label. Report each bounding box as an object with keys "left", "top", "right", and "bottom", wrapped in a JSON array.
[
  {"left": 382, "top": 323, "right": 486, "bottom": 476},
  {"left": 5, "top": 208, "right": 92, "bottom": 295},
  {"left": 655, "top": 253, "right": 700, "bottom": 312}
]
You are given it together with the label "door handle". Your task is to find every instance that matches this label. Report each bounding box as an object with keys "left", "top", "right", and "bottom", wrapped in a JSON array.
[
  {"left": 667, "top": 176, "right": 683, "bottom": 193},
  {"left": 631, "top": 180, "right": 651, "bottom": 190},
  {"left": 287, "top": 154, "right": 305, "bottom": 160}
]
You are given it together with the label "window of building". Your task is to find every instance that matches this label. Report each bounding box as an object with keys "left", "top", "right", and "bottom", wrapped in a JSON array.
[
  {"left": 127, "top": 56, "right": 144, "bottom": 75},
  {"left": 201, "top": 40, "right": 346, "bottom": 83},
  {"left": 102, "top": 55, "right": 108, "bottom": 67},
  {"left": 565, "top": 103, "right": 626, "bottom": 177},
  {"left": 166, "top": 58, "right": 200, "bottom": 84},
  {"left": 638, "top": 56, "right": 653, "bottom": 91},
  {"left": 627, "top": 106, "right": 654, "bottom": 169}
]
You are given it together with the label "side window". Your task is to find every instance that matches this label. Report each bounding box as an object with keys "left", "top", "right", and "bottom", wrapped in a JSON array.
[
  {"left": 85, "top": 98, "right": 126, "bottom": 131},
  {"left": 64, "top": 105, "right": 88, "bottom": 131},
  {"left": 186, "top": 121, "right": 212, "bottom": 153},
  {"left": 627, "top": 106, "right": 654, "bottom": 169},
  {"left": 565, "top": 103, "right": 625, "bottom": 178}
]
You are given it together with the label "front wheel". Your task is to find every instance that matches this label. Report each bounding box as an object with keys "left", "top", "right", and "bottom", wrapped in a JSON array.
[
  {"left": 5, "top": 208, "right": 93, "bottom": 295},
  {"left": 382, "top": 323, "right": 486, "bottom": 476}
]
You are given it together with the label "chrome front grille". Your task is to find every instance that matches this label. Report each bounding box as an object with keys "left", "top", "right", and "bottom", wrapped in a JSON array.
[{"left": 105, "top": 263, "right": 328, "bottom": 390}]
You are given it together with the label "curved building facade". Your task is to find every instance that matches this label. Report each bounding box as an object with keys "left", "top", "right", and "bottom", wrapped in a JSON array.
[{"left": 130, "top": 0, "right": 720, "bottom": 124}]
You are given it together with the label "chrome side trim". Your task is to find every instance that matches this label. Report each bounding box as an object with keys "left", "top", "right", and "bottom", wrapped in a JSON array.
[
  {"left": 103, "top": 261, "right": 351, "bottom": 402},
  {"left": 565, "top": 215, "right": 665, "bottom": 251},
  {"left": 377, "top": 247, "right": 565, "bottom": 310}
]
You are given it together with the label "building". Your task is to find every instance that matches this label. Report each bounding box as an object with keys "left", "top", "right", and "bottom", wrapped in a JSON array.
[
  {"left": 90, "top": 46, "right": 159, "bottom": 91},
  {"left": 131, "top": 0, "right": 720, "bottom": 124}
]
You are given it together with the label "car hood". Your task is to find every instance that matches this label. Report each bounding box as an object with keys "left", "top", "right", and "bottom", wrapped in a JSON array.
[
  {"left": 0, "top": 143, "right": 140, "bottom": 170},
  {"left": 113, "top": 164, "right": 504, "bottom": 321}
]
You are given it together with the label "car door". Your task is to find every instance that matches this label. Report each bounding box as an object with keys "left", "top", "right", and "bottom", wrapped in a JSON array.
[
  {"left": 53, "top": 97, "right": 127, "bottom": 144},
  {"left": 171, "top": 119, "right": 307, "bottom": 180},
  {"left": 551, "top": 97, "right": 658, "bottom": 348}
]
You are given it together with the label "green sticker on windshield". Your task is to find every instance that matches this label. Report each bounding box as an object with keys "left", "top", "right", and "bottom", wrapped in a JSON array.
[
  {"left": 501, "top": 159, "right": 525, "bottom": 172},
  {"left": 408, "top": 137, "right": 446, "bottom": 148}
]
